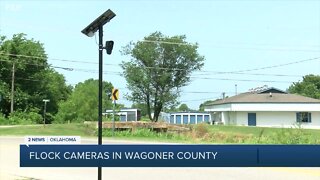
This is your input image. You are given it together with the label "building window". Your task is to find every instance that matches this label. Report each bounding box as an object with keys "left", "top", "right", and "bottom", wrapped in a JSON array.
[{"left": 296, "top": 112, "right": 311, "bottom": 123}]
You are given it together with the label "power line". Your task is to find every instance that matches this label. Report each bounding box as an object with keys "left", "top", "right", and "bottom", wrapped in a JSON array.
[
  {"left": 203, "top": 41, "right": 320, "bottom": 48},
  {"left": 206, "top": 45, "right": 320, "bottom": 53},
  {"left": 1, "top": 52, "right": 318, "bottom": 77},
  {"left": 3, "top": 22, "right": 320, "bottom": 50},
  {"left": 15, "top": 77, "right": 41, "bottom": 82},
  {"left": 0, "top": 52, "right": 118, "bottom": 66},
  {"left": 193, "top": 71, "right": 302, "bottom": 77},
  {"left": 0, "top": 60, "right": 299, "bottom": 83},
  {"left": 52, "top": 66, "right": 311, "bottom": 78},
  {"left": 0, "top": 59, "right": 301, "bottom": 78},
  {"left": 140, "top": 40, "right": 190, "bottom": 46},
  {"left": 180, "top": 97, "right": 220, "bottom": 102},
  {"left": 0, "top": 59, "right": 46, "bottom": 67},
  {"left": 0, "top": 59, "right": 74, "bottom": 71},
  {"left": 181, "top": 91, "right": 234, "bottom": 94},
  {"left": 190, "top": 77, "right": 293, "bottom": 83},
  {"left": 63, "top": 68, "right": 295, "bottom": 83},
  {"left": 140, "top": 40, "right": 320, "bottom": 52},
  {"left": 51, "top": 66, "right": 74, "bottom": 71},
  {"left": 228, "top": 57, "right": 320, "bottom": 73}
]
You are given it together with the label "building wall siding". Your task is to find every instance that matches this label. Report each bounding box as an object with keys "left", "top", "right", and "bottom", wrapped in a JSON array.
[
  {"left": 233, "top": 111, "right": 320, "bottom": 128},
  {"left": 206, "top": 103, "right": 320, "bottom": 112},
  {"left": 231, "top": 103, "right": 320, "bottom": 112}
]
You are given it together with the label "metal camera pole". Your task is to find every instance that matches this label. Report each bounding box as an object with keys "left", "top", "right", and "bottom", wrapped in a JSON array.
[{"left": 81, "top": 9, "right": 116, "bottom": 180}]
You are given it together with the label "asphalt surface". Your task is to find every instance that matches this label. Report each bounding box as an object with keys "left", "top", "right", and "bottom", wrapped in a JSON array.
[{"left": 0, "top": 136, "right": 319, "bottom": 180}]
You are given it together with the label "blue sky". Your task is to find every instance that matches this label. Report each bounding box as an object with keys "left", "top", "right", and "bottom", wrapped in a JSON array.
[{"left": 1, "top": 0, "right": 319, "bottom": 109}]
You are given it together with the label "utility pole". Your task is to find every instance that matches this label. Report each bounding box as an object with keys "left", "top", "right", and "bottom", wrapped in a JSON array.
[
  {"left": 10, "top": 61, "right": 15, "bottom": 113},
  {"left": 43, "top": 99, "right": 50, "bottom": 127},
  {"left": 235, "top": 84, "right": 238, "bottom": 95}
]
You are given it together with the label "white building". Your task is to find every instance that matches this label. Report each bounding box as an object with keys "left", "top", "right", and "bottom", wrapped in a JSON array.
[
  {"left": 105, "top": 108, "right": 141, "bottom": 122},
  {"left": 204, "top": 87, "right": 320, "bottom": 129}
]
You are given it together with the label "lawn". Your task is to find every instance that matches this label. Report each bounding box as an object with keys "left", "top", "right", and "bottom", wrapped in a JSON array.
[
  {"left": 0, "top": 123, "right": 96, "bottom": 137},
  {"left": 208, "top": 125, "right": 320, "bottom": 136},
  {"left": 0, "top": 123, "right": 319, "bottom": 144},
  {"left": 204, "top": 125, "right": 320, "bottom": 144}
]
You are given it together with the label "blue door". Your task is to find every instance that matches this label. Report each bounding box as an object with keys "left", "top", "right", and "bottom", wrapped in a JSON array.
[
  {"left": 248, "top": 113, "right": 256, "bottom": 126},
  {"left": 197, "top": 115, "right": 203, "bottom": 124},
  {"left": 170, "top": 115, "right": 175, "bottom": 124},
  {"left": 204, "top": 115, "right": 210, "bottom": 123},
  {"left": 183, "top": 115, "right": 188, "bottom": 124},
  {"left": 176, "top": 115, "right": 181, "bottom": 124},
  {"left": 190, "top": 115, "right": 196, "bottom": 124}
]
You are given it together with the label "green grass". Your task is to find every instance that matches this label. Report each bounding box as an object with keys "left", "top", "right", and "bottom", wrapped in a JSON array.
[
  {"left": 192, "top": 124, "right": 320, "bottom": 144},
  {"left": 0, "top": 123, "right": 319, "bottom": 144},
  {"left": 0, "top": 123, "right": 96, "bottom": 137},
  {"left": 101, "top": 128, "right": 190, "bottom": 143},
  {"left": 100, "top": 124, "right": 320, "bottom": 144},
  {"left": 207, "top": 125, "right": 320, "bottom": 137}
]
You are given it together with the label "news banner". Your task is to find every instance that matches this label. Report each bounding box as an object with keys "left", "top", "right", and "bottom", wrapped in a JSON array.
[{"left": 20, "top": 136, "right": 320, "bottom": 167}]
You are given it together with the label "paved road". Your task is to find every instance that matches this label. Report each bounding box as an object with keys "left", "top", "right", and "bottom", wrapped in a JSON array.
[{"left": 1, "top": 136, "right": 319, "bottom": 180}]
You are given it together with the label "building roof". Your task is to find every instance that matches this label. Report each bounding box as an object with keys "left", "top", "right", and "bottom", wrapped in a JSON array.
[
  {"left": 207, "top": 87, "right": 320, "bottom": 105},
  {"left": 170, "top": 111, "right": 211, "bottom": 115},
  {"left": 105, "top": 108, "right": 140, "bottom": 113}
]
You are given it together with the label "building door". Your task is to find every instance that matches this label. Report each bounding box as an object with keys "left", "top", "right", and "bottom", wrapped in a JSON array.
[
  {"left": 176, "top": 115, "right": 181, "bottom": 124},
  {"left": 248, "top": 113, "right": 256, "bottom": 126}
]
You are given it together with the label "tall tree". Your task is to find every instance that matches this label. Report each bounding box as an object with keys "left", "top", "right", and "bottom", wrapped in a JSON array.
[
  {"left": 0, "top": 33, "right": 70, "bottom": 117},
  {"left": 121, "top": 32, "right": 204, "bottom": 122},
  {"left": 288, "top": 74, "right": 320, "bottom": 99},
  {"left": 199, "top": 100, "right": 219, "bottom": 111},
  {"left": 55, "top": 79, "right": 113, "bottom": 123},
  {"left": 131, "top": 103, "right": 148, "bottom": 117},
  {"left": 33, "top": 69, "right": 72, "bottom": 114},
  {"left": 178, "top": 103, "right": 189, "bottom": 112}
]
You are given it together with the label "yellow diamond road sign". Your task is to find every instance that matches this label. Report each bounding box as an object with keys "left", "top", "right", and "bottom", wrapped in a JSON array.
[{"left": 112, "top": 88, "right": 119, "bottom": 101}]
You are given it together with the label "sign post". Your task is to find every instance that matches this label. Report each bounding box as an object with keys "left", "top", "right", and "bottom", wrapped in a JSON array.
[
  {"left": 112, "top": 88, "right": 119, "bottom": 137},
  {"left": 112, "top": 100, "right": 116, "bottom": 137},
  {"left": 42, "top": 99, "right": 50, "bottom": 127}
]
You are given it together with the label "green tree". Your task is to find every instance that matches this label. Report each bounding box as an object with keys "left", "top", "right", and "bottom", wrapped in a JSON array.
[
  {"left": 131, "top": 103, "right": 148, "bottom": 117},
  {"left": 34, "top": 69, "right": 72, "bottom": 114},
  {"left": 199, "top": 100, "right": 219, "bottom": 111},
  {"left": 55, "top": 79, "right": 113, "bottom": 123},
  {"left": 178, "top": 103, "right": 189, "bottom": 112},
  {"left": 0, "top": 33, "right": 47, "bottom": 115},
  {"left": 121, "top": 32, "right": 204, "bottom": 121},
  {"left": 0, "top": 33, "right": 71, "bottom": 118},
  {"left": 288, "top": 74, "right": 320, "bottom": 99}
]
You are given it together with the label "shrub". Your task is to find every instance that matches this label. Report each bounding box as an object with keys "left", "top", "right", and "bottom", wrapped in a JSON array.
[
  {"left": 0, "top": 113, "right": 8, "bottom": 125},
  {"left": 193, "top": 123, "right": 210, "bottom": 138},
  {"left": 6, "top": 109, "right": 43, "bottom": 125},
  {"left": 43, "top": 113, "right": 54, "bottom": 124},
  {"left": 103, "top": 114, "right": 120, "bottom": 122},
  {"left": 133, "top": 128, "right": 155, "bottom": 137}
]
